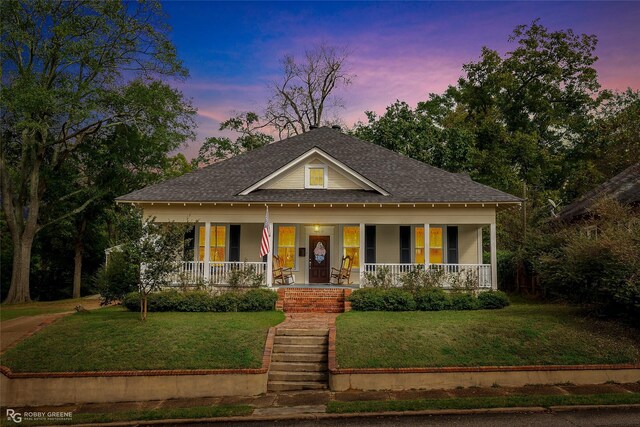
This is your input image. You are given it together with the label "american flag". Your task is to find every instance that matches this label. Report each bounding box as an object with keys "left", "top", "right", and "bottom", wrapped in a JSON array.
[{"left": 259, "top": 206, "right": 270, "bottom": 257}]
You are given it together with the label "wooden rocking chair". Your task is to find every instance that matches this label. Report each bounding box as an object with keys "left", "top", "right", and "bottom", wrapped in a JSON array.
[
  {"left": 272, "top": 255, "right": 294, "bottom": 286},
  {"left": 331, "top": 255, "right": 353, "bottom": 285}
]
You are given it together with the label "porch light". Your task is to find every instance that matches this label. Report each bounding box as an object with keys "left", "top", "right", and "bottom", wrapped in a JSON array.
[{"left": 314, "top": 225, "right": 320, "bottom": 232}]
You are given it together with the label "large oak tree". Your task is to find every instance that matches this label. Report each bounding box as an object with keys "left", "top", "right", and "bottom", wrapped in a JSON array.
[{"left": 1, "top": 0, "right": 196, "bottom": 303}]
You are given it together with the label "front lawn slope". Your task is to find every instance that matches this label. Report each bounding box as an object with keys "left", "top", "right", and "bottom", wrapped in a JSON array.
[
  {"left": 336, "top": 302, "right": 640, "bottom": 368},
  {"left": 1, "top": 308, "right": 284, "bottom": 372}
]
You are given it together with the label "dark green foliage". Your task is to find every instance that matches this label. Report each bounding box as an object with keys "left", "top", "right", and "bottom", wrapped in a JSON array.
[
  {"left": 227, "top": 266, "right": 265, "bottom": 289},
  {"left": 383, "top": 288, "right": 416, "bottom": 311},
  {"left": 350, "top": 287, "right": 505, "bottom": 311},
  {"left": 536, "top": 200, "right": 640, "bottom": 322},
  {"left": 477, "top": 291, "right": 511, "bottom": 309},
  {"left": 237, "top": 289, "right": 279, "bottom": 312},
  {"left": 414, "top": 288, "right": 451, "bottom": 311},
  {"left": 398, "top": 267, "right": 446, "bottom": 292},
  {"left": 95, "top": 250, "right": 139, "bottom": 305},
  {"left": 122, "top": 289, "right": 278, "bottom": 313},
  {"left": 347, "top": 288, "right": 386, "bottom": 311},
  {"left": 449, "top": 293, "right": 479, "bottom": 310},
  {"left": 210, "top": 293, "right": 240, "bottom": 312}
]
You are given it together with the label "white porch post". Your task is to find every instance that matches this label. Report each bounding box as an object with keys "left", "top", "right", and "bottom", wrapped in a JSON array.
[
  {"left": 204, "top": 222, "right": 211, "bottom": 281},
  {"left": 490, "top": 223, "right": 497, "bottom": 290},
  {"left": 424, "top": 223, "right": 430, "bottom": 270},
  {"left": 266, "top": 223, "right": 274, "bottom": 287},
  {"left": 477, "top": 226, "right": 483, "bottom": 264},
  {"left": 359, "top": 223, "right": 365, "bottom": 287}
]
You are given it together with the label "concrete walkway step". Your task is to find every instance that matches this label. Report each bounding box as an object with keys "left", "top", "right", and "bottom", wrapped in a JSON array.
[
  {"left": 271, "top": 352, "right": 327, "bottom": 362},
  {"left": 268, "top": 371, "right": 327, "bottom": 382},
  {"left": 274, "top": 336, "right": 327, "bottom": 345},
  {"left": 273, "top": 344, "right": 327, "bottom": 354},
  {"left": 268, "top": 381, "right": 328, "bottom": 391},
  {"left": 270, "top": 362, "right": 327, "bottom": 372},
  {"left": 276, "top": 329, "right": 328, "bottom": 336}
]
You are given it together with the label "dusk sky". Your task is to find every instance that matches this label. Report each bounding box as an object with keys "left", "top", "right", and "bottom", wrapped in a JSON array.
[{"left": 161, "top": 1, "right": 640, "bottom": 158}]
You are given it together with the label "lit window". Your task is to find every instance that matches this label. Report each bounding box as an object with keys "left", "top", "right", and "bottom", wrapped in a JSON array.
[
  {"left": 277, "top": 226, "right": 296, "bottom": 269},
  {"left": 343, "top": 226, "right": 360, "bottom": 268},
  {"left": 416, "top": 227, "right": 425, "bottom": 264},
  {"left": 305, "top": 165, "right": 327, "bottom": 188},
  {"left": 415, "top": 227, "right": 443, "bottom": 263},
  {"left": 198, "top": 225, "right": 226, "bottom": 262}
]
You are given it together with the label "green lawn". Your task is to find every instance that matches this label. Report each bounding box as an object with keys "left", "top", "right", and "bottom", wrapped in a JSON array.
[
  {"left": 0, "top": 296, "right": 101, "bottom": 321},
  {"left": 1, "top": 308, "right": 284, "bottom": 372},
  {"left": 336, "top": 301, "right": 640, "bottom": 368},
  {"left": 327, "top": 393, "right": 640, "bottom": 413}
]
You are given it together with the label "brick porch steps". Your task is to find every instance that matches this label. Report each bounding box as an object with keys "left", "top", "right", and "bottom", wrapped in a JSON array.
[
  {"left": 276, "top": 288, "right": 352, "bottom": 313},
  {"left": 268, "top": 328, "right": 329, "bottom": 392}
]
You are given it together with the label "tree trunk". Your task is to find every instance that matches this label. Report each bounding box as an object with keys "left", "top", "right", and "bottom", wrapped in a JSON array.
[
  {"left": 5, "top": 237, "right": 35, "bottom": 303},
  {"left": 73, "top": 241, "right": 84, "bottom": 299},
  {"left": 73, "top": 219, "right": 87, "bottom": 299}
]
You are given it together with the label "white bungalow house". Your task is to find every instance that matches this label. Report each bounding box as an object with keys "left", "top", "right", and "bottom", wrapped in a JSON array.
[{"left": 117, "top": 127, "right": 521, "bottom": 289}]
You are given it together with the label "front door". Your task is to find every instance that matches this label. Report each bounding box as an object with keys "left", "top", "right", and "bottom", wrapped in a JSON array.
[{"left": 309, "top": 235, "right": 330, "bottom": 283}]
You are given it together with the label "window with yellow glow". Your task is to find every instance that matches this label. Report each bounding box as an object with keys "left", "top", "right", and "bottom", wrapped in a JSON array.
[
  {"left": 277, "top": 226, "right": 296, "bottom": 269},
  {"left": 308, "top": 167, "right": 325, "bottom": 187},
  {"left": 415, "top": 227, "right": 425, "bottom": 264},
  {"left": 415, "top": 227, "right": 443, "bottom": 264},
  {"left": 343, "top": 226, "right": 360, "bottom": 268},
  {"left": 429, "top": 227, "right": 443, "bottom": 263},
  {"left": 198, "top": 225, "right": 226, "bottom": 262}
]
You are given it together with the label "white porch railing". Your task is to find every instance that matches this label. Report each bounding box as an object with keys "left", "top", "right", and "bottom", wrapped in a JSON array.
[
  {"left": 168, "top": 261, "right": 267, "bottom": 286},
  {"left": 362, "top": 263, "right": 492, "bottom": 289}
]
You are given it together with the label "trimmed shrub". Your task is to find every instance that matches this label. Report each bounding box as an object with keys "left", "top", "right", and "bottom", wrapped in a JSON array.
[
  {"left": 179, "top": 291, "right": 213, "bottom": 312},
  {"left": 210, "top": 292, "right": 239, "bottom": 312},
  {"left": 449, "top": 293, "right": 479, "bottom": 310},
  {"left": 477, "top": 291, "right": 510, "bottom": 309},
  {"left": 348, "top": 288, "right": 386, "bottom": 311},
  {"left": 122, "top": 289, "right": 277, "bottom": 312},
  {"left": 238, "top": 289, "right": 278, "bottom": 311},
  {"left": 383, "top": 288, "right": 416, "bottom": 311},
  {"left": 123, "top": 291, "right": 141, "bottom": 311},
  {"left": 415, "top": 288, "right": 451, "bottom": 311}
]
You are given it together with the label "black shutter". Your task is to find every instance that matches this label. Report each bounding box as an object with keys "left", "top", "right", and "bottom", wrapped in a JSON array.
[
  {"left": 183, "top": 226, "right": 195, "bottom": 259},
  {"left": 365, "top": 225, "right": 376, "bottom": 263},
  {"left": 399, "top": 226, "right": 411, "bottom": 264},
  {"left": 229, "top": 225, "right": 241, "bottom": 262},
  {"left": 447, "top": 226, "right": 459, "bottom": 264}
]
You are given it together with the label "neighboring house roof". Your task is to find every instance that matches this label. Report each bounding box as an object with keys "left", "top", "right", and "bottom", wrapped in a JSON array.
[
  {"left": 558, "top": 163, "right": 640, "bottom": 221},
  {"left": 117, "top": 127, "right": 521, "bottom": 204}
]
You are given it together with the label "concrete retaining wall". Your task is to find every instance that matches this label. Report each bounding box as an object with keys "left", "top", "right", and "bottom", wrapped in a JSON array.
[
  {"left": 329, "top": 367, "right": 640, "bottom": 392},
  {"left": 1, "top": 327, "right": 276, "bottom": 406},
  {"left": 327, "top": 328, "right": 640, "bottom": 391},
  {"left": 1, "top": 371, "right": 267, "bottom": 406}
]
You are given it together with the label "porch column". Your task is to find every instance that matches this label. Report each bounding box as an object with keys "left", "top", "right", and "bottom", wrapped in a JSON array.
[
  {"left": 423, "top": 223, "right": 430, "bottom": 270},
  {"left": 204, "top": 222, "right": 211, "bottom": 281},
  {"left": 477, "top": 226, "right": 483, "bottom": 264},
  {"left": 266, "top": 223, "right": 274, "bottom": 287},
  {"left": 359, "top": 223, "right": 365, "bottom": 287},
  {"left": 490, "top": 223, "right": 497, "bottom": 290}
]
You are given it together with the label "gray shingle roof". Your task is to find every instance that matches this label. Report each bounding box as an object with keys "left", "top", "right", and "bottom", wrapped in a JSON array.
[
  {"left": 117, "top": 127, "right": 521, "bottom": 204},
  {"left": 558, "top": 163, "right": 640, "bottom": 221}
]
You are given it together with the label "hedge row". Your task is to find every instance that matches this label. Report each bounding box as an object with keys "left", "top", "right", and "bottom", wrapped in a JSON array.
[
  {"left": 347, "top": 288, "right": 510, "bottom": 311},
  {"left": 122, "top": 289, "right": 278, "bottom": 312}
]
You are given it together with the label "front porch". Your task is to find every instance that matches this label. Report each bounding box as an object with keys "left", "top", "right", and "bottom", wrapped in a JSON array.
[{"left": 170, "top": 220, "right": 498, "bottom": 291}]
